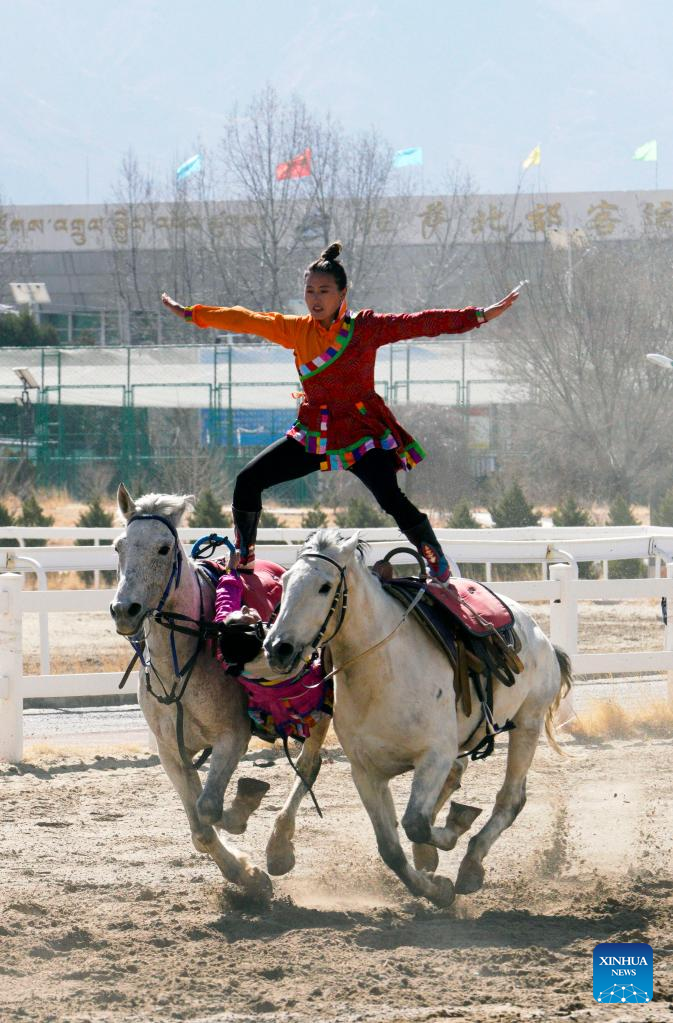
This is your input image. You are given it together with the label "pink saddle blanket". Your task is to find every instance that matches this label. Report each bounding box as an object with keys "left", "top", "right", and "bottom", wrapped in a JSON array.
[{"left": 238, "top": 656, "right": 333, "bottom": 742}]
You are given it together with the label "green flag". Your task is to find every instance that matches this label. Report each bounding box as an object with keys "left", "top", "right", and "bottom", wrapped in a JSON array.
[{"left": 633, "top": 139, "right": 657, "bottom": 161}]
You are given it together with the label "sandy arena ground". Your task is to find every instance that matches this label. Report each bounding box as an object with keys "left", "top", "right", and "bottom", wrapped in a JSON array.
[{"left": 2, "top": 604, "right": 672, "bottom": 1022}]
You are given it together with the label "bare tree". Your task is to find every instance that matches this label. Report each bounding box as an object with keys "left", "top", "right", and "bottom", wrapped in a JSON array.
[
  {"left": 399, "top": 164, "right": 477, "bottom": 310},
  {"left": 482, "top": 220, "right": 673, "bottom": 501}
]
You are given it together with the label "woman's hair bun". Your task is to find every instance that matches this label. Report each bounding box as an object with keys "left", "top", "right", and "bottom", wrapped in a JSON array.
[{"left": 320, "top": 241, "right": 342, "bottom": 262}]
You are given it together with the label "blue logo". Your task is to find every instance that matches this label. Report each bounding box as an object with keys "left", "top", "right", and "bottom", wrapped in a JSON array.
[{"left": 593, "top": 942, "right": 653, "bottom": 1003}]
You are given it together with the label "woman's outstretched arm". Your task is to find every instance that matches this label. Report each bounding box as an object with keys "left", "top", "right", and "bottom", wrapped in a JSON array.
[
  {"left": 161, "top": 293, "right": 297, "bottom": 348},
  {"left": 360, "top": 287, "right": 521, "bottom": 348}
]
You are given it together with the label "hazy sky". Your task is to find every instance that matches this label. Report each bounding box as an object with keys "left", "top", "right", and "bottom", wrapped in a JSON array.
[{"left": 2, "top": 0, "right": 672, "bottom": 205}]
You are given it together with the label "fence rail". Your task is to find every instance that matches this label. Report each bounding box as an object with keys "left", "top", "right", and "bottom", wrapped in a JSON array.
[{"left": 1, "top": 526, "right": 673, "bottom": 762}]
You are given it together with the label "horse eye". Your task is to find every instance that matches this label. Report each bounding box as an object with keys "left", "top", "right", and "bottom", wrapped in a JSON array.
[
  {"left": 158, "top": 545, "right": 170, "bottom": 556},
  {"left": 319, "top": 582, "right": 331, "bottom": 594}
]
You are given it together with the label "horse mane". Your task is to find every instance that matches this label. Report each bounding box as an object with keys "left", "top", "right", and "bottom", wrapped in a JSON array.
[
  {"left": 301, "top": 527, "right": 369, "bottom": 562},
  {"left": 128, "top": 492, "right": 195, "bottom": 526}
]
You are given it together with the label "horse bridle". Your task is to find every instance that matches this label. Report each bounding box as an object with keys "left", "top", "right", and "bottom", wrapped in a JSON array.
[
  {"left": 296, "top": 551, "right": 350, "bottom": 655},
  {"left": 118, "top": 513, "right": 211, "bottom": 769}
]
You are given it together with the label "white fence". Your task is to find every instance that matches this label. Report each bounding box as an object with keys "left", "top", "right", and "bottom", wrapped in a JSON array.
[{"left": 2, "top": 524, "right": 673, "bottom": 762}]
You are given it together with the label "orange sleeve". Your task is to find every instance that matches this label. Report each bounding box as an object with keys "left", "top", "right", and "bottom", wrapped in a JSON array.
[{"left": 189, "top": 305, "right": 299, "bottom": 349}]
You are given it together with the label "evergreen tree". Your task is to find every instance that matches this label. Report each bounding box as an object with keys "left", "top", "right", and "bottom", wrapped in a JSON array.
[
  {"left": 552, "top": 496, "right": 596, "bottom": 578},
  {"left": 17, "top": 493, "right": 54, "bottom": 547},
  {"left": 75, "top": 497, "right": 115, "bottom": 585},
  {"left": 259, "top": 509, "right": 282, "bottom": 527},
  {"left": 607, "top": 496, "right": 646, "bottom": 578},
  {"left": 188, "top": 489, "right": 231, "bottom": 528},
  {"left": 301, "top": 504, "right": 328, "bottom": 529},
  {"left": 0, "top": 311, "right": 59, "bottom": 347},
  {"left": 653, "top": 486, "right": 673, "bottom": 527},
  {"left": 552, "top": 496, "right": 594, "bottom": 527},
  {"left": 447, "top": 500, "right": 480, "bottom": 529},
  {"left": 607, "top": 495, "right": 638, "bottom": 527},
  {"left": 335, "top": 497, "right": 392, "bottom": 528},
  {"left": 0, "top": 500, "right": 18, "bottom": 546},
  {"left": 489, "top": 481, "right": 538, "bottom": 528}
]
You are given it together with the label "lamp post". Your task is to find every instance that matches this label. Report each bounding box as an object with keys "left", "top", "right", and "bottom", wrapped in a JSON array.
[
  {"left": 548, "top": 229, "right": 594, "bottom": 309},
  {"left": 13, "top": 367, "right": 39, "bottom": 459}
]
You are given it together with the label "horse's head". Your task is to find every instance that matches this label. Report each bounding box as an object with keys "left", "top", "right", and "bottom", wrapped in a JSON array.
[
  {"left": 264, "top": 528, "right": 362, "bottom": 675},
  {"left": 110, "top": 482, "right": 194, "bottom": 636}
]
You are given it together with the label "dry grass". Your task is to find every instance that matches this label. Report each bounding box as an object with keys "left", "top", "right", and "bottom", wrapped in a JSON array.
[{"left": 568, "top": 696, "right": 673, "bottom": 741}]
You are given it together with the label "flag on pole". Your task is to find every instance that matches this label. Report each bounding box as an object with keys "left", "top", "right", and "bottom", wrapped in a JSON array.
[
  {"left": 275, "top": 148, "right": 312, "bottom": 180},
  {"left": 176, "top": 154, "right": 202, "bottom": 181},
  {"left": 522, "top": 145, "right": 541, "bottom": 170},
  {"left": 393, "top": 147, "right": 423, "bottom": 168},
  {"left": 633, "top": 140, "right": 657, "bottom": 162}
]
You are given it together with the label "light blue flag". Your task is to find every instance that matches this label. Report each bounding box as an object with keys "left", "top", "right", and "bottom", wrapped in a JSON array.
[
  {"left": 393, "top": 147, "right": 423, "bottom": 168},
  {"left": 176, "top": 154, "right": 202, "bottom": 180}
]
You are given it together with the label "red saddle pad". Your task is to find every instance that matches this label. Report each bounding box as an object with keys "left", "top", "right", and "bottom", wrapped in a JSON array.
[
  {"left": 239, "top": 560, "right": 284, "bottom": 620},
  {"left": 425, "top": 577, "right": 513, "bottom": 635}
]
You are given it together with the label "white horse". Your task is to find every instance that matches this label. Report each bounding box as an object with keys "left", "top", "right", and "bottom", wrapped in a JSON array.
[
  {"left": 110, "top": 485, "right": 330, "bottom": 897},
  {"left": 265, "top": 529, "right": 571, "bottom": 908}
]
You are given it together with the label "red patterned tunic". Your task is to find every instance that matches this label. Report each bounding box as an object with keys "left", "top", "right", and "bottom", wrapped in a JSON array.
[{"left": 190, "top": 304, "right": 482, "bottom": 471}]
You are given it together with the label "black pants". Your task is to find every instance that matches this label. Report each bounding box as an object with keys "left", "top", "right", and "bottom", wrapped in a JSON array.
[{"left": 233, "top": 436, "right": 424, "bottom": 533}]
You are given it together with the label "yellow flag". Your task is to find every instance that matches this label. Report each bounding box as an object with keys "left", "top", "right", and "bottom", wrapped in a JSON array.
[{"left": 522, "top": 144, "right": 541, "bottom": 170}]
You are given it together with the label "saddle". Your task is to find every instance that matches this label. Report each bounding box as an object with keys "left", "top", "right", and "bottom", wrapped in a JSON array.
[
  {"left": 375, "top": 549, "right": 524, "bottom": 759},
  {"left": 197, "top": 557, "right": 284, "bottom": 621}
]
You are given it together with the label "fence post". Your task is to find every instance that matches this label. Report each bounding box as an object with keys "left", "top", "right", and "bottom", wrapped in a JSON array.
[
  {"left": 549, "top": 562, "right": 578, "bottom": 657},
  {"left": 665, "top": 563, "right": 673, "bottom": 708},
  {"left": 0, "top": 573, "right": 24, "bottom": 763}
]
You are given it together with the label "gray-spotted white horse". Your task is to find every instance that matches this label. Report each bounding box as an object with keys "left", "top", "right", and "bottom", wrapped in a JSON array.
[
  {"left": 110, "top": 485, "right": 329, "bottom": 897},
  {"left": 265, "top": 529, "right": 571, "bottom": 908}
]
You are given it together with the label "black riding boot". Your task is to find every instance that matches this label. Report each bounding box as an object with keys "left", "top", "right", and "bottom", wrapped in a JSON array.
[
  {"left": 232, "top": 507, "right": 261, "bottom": 572},
  {"left": 402, "top": 515, "right": 451, "bottom": 583}
]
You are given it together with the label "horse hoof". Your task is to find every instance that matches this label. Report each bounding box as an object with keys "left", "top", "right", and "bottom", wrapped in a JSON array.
[
  {"left": 266, "top": 843, "right": 296, "bottom": 876},
  {"left": 237, "top": 776, "right": 271, "bottom": 804},
  {"left": 413, "top": 843, "right": 439, "bottom": 873},
  {"left": 447, "top": 801, "right": 482, "bottom": 832},
  {"left": 455, "top": 858, "right": 485, "bottom": 895},
  {"left": 430, "top": 875, "right": 456, "bottom": 908},
  {"left": 245, "top": 867, "right": 273, "bottom": 899}
]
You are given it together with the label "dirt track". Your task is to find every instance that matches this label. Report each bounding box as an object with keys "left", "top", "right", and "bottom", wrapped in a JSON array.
[{"left": 1, "top": 728, "right": 672, "bottom": 1023}]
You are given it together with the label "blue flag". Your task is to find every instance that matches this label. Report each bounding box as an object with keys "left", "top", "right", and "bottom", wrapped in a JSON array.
[
  {"left": 176, "top": 154, "right": 202, "bottom": 180},
  {"left": 393, "top": 147, "right": 423, "bottom": 168}
]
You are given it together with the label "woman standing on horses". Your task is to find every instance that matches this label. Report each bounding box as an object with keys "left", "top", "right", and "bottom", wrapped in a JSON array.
[{"left": 162, "top": 243, "right": 519, "bottom": 583}]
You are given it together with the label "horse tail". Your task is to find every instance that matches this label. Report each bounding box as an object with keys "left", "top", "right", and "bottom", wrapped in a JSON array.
[{"left": 544, "top": 646, "right": 573, "bottom": 756}]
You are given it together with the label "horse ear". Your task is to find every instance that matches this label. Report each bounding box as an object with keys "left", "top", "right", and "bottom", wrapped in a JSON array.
[
  {"left": 117, "top": 482, "right": 136, "bottom": 521},
  {"left": 176, "top": 494, "right": 195, "bottom": 526},
  {"left": 340, "top": 532, "right": 361, "bottom": 562}
]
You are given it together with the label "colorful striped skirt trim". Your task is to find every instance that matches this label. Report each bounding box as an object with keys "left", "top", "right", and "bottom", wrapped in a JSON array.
[{"left": 287, "top": 423, "right": 427, "bottom": 472}]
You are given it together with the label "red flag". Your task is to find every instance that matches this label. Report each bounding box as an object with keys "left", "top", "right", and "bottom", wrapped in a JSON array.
[{"left": 275, "top": 147, "right": 312, "bottom": 181}]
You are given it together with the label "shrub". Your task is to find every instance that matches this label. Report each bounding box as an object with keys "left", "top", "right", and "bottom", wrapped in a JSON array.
[
  {"left": 75, "top": 497, "right": 115, "bottom": 585},
  {"left": 259, "top": 509, "right": 282, "bottom": 527},
  {"left": 301, "top": 504, "right": 328, "bottom": 529},
  {"left": 552, "top": 496, "right": 596, "bottom": 578},
  {"left": 17, "top": 493, "right": 54, "bottom": 546},
  {"left": 652, "top": 486, "right": 673, "bottom": 527},
  {"left": 188, "top": 489, "right": 231, "bottom": 529},
  {"left": 447, "top": 500, "right": 480, "bottom": 529},
  {"left": 552, "top": 496, "right": 594, "bottom": 527},
  {"left": 0, "top": 500, "right": 18, "bottom": 546},
  {"left": 335, "top": 497, "right": 392, "bottom": 528},
  {"left": 607, "top": 496, "right": 646, "bottom": 578},
  {"left": 489, "top": 481, "right": 538, "bottom": 528},
  {"left": 0, "top": 311, "right": 59, "bottom": 347}
]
